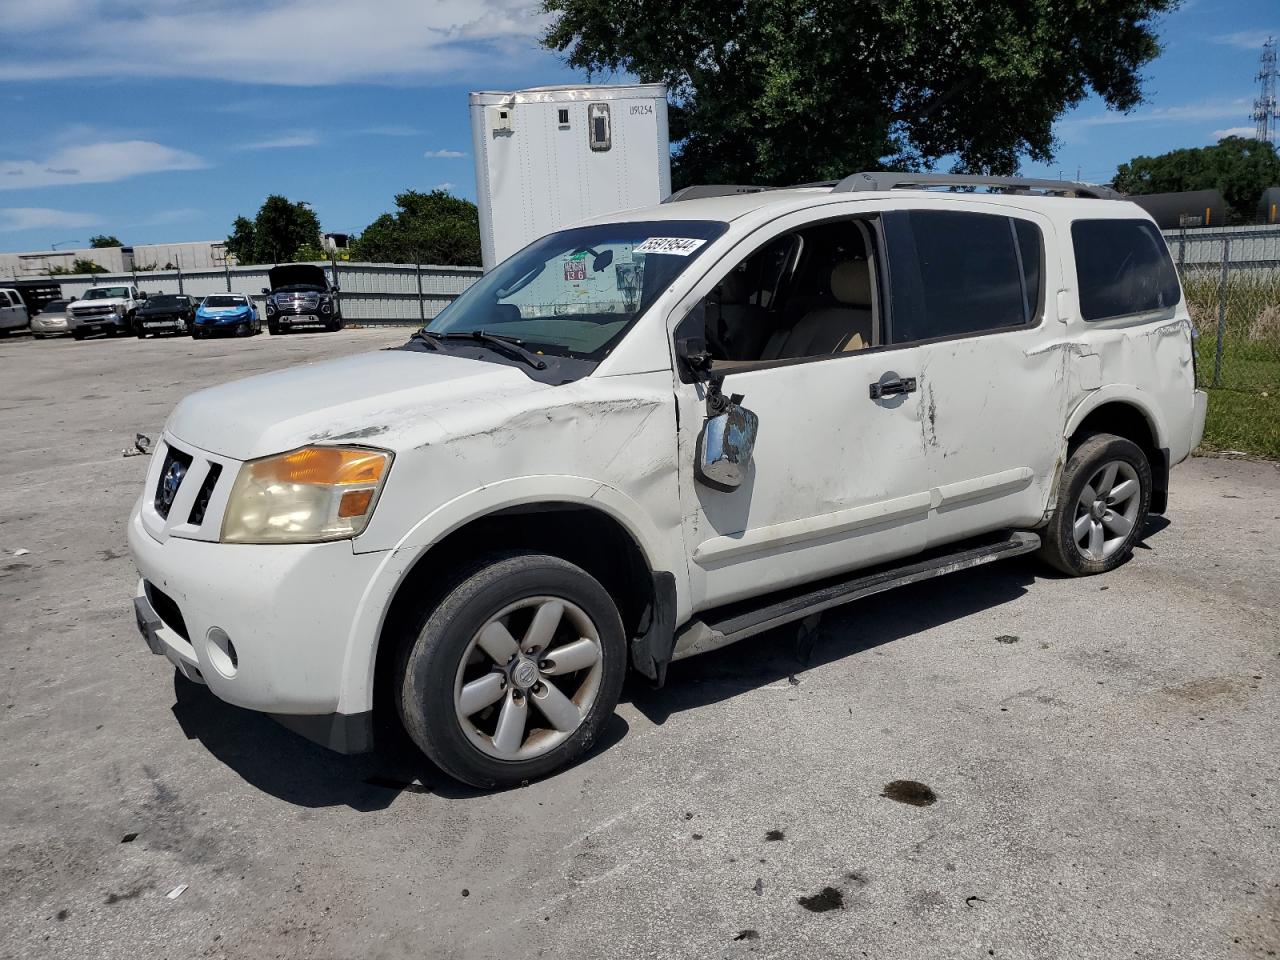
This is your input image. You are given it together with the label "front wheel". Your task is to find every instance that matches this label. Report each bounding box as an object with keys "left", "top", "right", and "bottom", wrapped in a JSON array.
[
  {"left": 1039, "top": 433, "right": 1152, "bottom": 576},
  {"left": 397, "top": 553, "right": 627, "bottom": 789}
]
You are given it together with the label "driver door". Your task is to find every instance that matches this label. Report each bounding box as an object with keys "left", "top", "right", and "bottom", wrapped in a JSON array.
[{"left": 672, "top": 211, "right": 931, "bottom": 612}]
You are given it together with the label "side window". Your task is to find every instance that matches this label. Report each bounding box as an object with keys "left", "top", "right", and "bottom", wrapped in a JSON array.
[
  {"left": 1071, "top": 219, "right": 1180, "bottom": 321},
  {"left": 883, "top": 210, "right": 1040, "bottom": 344},
  {"left": 694, "top": 218, "right": 882, "bottom": 365}
]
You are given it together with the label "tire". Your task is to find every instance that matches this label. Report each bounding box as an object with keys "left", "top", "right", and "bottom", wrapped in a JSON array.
[
  {"left": 136, "top": 331, "right": 146, "bottom": 339},
  {"left": 268, "top": 321, "right": 280, "bottom": 336},
  {"left": 397, "top": 552, "right": 627, "bottom": 789},
  {"left": 71, "top": 329, "right": 86, "bottom": 341},
  {"left": 1039, "top": 432, "right": 1152, "bottom": 576}
]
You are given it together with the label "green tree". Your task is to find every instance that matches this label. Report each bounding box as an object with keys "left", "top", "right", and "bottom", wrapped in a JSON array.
[
  {"left": 1113, "top": 137, "right": 1280, "bottom": 222},
  {"left": 89, "top": 234, "right": 121, "bottom": 248},
  {"left": 224, "top": 196, "right": 322, "bottom": 265},
  {"left": 55, "top": 258, "right": 107, "bottom": 274},
  {"left": 351, "top": 190, "right": 481, "bottom": 266},
  {"left": 542, "top": 0, "right": 1177, "bottom": 185}
]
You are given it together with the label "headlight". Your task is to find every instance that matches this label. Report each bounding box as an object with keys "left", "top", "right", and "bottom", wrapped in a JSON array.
[
  {"left": 220, "top": 446, "right": 392, "bottom": 543},
  {"left": 266, "top": 302, "right": 276, "bottom": 315},
  {"left": 114, "top": 304, "right": 125, "bottom": 315}
]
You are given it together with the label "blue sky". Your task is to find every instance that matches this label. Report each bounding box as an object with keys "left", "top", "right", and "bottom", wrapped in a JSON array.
[{"left": 0, "top": 0, "right": 1276, "bottom": 252}]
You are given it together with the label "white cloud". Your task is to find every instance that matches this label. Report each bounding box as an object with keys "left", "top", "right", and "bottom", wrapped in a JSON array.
[
  {"left": 434, "top": 182, "right": 457, "bottom": 191},
  {"left": 361, "top": 125, "right": 421, "bottom": 137},
  {"left": 0, "top": 140, "right": 206, "bottom": 191},
  {"left": 0, "top": 0, "right": 553, "bottom": 86},
  {"left": 424, "top": 149, "right": 467, "bottom": 158},
  {"left": 0, "top": 207, "right": 101, "bottom": 232},
  {"left": 1212, "top": 126, "right": 1260, "bottom": 140},
  {"left": 1212, "top": 30, "right": 1279, "bottom": 50},
  {"left": 1059, "top": 99, "right": 1252, "bottom": 131},
  {"left": 239, "top": 132, "right": 321, "bottom": 150}
]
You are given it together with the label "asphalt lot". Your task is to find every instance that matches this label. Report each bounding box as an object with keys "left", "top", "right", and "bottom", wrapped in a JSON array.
[{"left": 1, "top": 327, "right": 1278, "bottom": 960}]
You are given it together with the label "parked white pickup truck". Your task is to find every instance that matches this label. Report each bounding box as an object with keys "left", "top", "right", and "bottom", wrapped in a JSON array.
[
  {"left": 129, "top": 173, "right": 1207, "bottom": 787},
  {"left": 67, "top": 282, "right": 145, "bottom": 339}
]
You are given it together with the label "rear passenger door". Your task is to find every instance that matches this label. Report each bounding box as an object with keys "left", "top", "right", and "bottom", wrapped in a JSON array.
[{"left": 878, "top": 204, "right": 1068, "bottom": 547}]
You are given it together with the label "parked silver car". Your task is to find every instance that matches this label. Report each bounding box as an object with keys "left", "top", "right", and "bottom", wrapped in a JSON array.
[{"left": 30, "top": 299, "right": 73, "bottom": 338}]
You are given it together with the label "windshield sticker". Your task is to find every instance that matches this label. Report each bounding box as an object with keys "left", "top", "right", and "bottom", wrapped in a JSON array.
[
  {"left": 633, "top": 237, "right": 707, "bottom": 256},
  {"left": 563, "top": 259, "right": 587, "bottom": 281}
]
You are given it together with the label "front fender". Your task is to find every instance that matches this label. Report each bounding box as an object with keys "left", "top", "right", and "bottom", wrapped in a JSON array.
[
  {"left": 334, "top": 475, "right": 687, "bottom": 715},
  {"left": 1063, "top": 384, "right": 1170, "bottom": 449}
]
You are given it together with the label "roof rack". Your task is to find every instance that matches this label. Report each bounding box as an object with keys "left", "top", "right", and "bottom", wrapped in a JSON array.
[
  {"left": 831, "top": 171, "right": 1122, "bottom": 200},
  {"left": 662, "top": 172, "right": 1124, "bottom": 204},
  {"left": 662, "top": 184, "right": 772, "bottom": 203}
]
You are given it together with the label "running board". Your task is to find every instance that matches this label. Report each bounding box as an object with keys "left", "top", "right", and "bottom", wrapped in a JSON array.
[{"left": 672, "top": 530, "right": 1041, "bottom": 660}]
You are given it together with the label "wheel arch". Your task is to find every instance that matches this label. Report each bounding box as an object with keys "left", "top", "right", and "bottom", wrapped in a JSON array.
[
  {"left": 365, "top": 493, "right": 674, "bottom": 732},
  {"left": 1064, "top": 391, "right": 1169, "bottom": 514}
]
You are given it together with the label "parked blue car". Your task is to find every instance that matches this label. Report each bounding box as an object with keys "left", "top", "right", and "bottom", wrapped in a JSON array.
[{"left": 194, "top": 293, "right": 261, "bottom": 339}]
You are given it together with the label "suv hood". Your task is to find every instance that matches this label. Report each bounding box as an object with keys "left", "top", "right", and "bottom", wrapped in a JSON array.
[
  {"left": 268, "top": 263, "right": 329, "bottom": 291},
  {"left": 138, "top": 302, "right": 186, "bottom": 314},
  {"left": 166, "top": 349, "right": 542, "bottom": 460},
  {"left": 69, "top": 297, "right": 126, "bottom": 310}
]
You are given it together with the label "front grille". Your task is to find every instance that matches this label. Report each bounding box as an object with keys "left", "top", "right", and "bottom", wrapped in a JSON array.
[
  {"left": 73, "top": 305, "right": 114, "bottom": 317},
  {"left": 145, "top": 582, "right": 189, "bottom": 641},
  {"left": 154, "top": 446, "right": 193, "bottom": 520},
  {"left": 187, "top": 463, "right": 222, "bottom": 527}
]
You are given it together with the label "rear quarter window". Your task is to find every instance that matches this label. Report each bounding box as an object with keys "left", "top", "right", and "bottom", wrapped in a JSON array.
[{"left": 1071, "top": 219, "right": 1180, "bottom": 321}]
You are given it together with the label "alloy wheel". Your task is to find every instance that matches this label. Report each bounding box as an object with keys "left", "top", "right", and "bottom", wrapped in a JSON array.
[
  {"left": 1072, "top": 459, "right": 1142, "bottom": 561},
  {"left": 453, "top": 596, "right": 603, "bottom": 761}
]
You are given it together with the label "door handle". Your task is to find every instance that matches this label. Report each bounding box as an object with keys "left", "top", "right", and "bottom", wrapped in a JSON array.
[{"left": 869, "top": 376, "right": 917, "bottom": 400}]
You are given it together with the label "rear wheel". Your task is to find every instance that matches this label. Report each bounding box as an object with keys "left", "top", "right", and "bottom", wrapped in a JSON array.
[
  {"left": 397, "top": 553, "right": 626, "bottom": 789},
  {"left": 71, "top": 329, "right": 86, "bottom": 341},
  {"left": 1039, "top": 433, "right": 1152, "bottom": 576}
]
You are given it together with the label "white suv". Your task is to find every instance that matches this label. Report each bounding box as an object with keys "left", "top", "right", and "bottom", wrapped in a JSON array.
[{"left": 128, "top": 173, "right": 1207, "bottom": 787}]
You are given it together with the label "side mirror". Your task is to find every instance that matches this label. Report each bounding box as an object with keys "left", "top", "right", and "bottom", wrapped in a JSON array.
[
  {"left": 261, "top": 287, "right": 270, "bottom": 295},
  {"left": 139, "top": 291, "right": 148, "bottom": 299},
  {"left": 695, "top": 384, "right": 759, "bottom": 492}
]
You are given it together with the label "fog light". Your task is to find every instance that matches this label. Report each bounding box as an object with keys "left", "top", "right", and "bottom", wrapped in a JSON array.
[{"left": 206, "top": 626, "right": 238, "bottom": 678}]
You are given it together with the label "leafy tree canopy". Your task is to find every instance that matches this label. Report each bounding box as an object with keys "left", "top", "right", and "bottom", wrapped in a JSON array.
[
  {"left": 224, "top": 195, "right": 322, "bottom": 265},
  {"left": 350, "top": 190, "right": 481, "bottom": 266},
  {"left": 542, "top": 0, "right": 1177, "bottom": 185},
  {"left": 89, "top": 234, "right": 121, "bottom": 248},
  {"left": 1113, "top": 137, "right": 1280, "bottom": 221}
]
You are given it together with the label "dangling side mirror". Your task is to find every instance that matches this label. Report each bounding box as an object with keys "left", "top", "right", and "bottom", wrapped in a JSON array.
[{"left": 695, "top": 380, "right": 759, "bottom": 492}]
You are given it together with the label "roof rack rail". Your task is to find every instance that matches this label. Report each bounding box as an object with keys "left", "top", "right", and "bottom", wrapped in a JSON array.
[
  {"left": 663, "top": 184, "right": 772, "bottom": 203},
  {"left": 831, "top": 171, "right": 1123, "bottom": 201}
]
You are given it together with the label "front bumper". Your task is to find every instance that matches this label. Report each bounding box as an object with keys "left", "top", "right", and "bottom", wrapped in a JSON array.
[
  {"left": 69, "top": 312, "right": 127, "bottom": 332},
  {"left": 127, "top": 502, "right": 385, "bottom": 751},
  {"left": 31, "top": 316, "right": 68, "bottom": 334},
  {"left": 139, "top": 314, "right": 188, "bottom": 332}
]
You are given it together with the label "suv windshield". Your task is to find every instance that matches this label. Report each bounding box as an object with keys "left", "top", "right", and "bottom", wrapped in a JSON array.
[
  {"left": 425, "top": 219, "right": 726, "bottom": 359},
  {"left": 84, "top": 287, "right": 129, "bottom": 299},
  {"left": 147, "top": 295, "right": 186, "bottom": 307},
  {"left": 203, "top": 296, "right": 247, "bottom": 308}
]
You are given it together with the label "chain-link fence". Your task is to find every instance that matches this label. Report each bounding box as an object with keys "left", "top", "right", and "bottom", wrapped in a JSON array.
[{"left": 1166, "top": 227, "right": 1280, "bottom": 394}]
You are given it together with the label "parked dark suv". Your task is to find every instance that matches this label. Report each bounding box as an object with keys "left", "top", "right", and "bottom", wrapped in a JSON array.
[
  {"left": 135, "top": 294, "right": 198, "bottom": 337},
  {"left": 263, "top": 264, "right": 343, "bottom": 335}
]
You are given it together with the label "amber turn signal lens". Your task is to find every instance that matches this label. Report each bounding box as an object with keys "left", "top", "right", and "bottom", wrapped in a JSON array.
[
  {"left": 338, "top": 488, "right": 375, "bottom": 518},
  {"left": 254, "top": 447, "right": 387, "bottom": 486}
]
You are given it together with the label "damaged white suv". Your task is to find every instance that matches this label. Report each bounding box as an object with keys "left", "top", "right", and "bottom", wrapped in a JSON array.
[{"left": 129, "top": 173, "right": 1206, "bottom": 787}]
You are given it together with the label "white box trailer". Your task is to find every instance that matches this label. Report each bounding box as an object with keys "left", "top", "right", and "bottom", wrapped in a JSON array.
[{"left": 469, "top": 84, "right": 672, "bottom": 270}]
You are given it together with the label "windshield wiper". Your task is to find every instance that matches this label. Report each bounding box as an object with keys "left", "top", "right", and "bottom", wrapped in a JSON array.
[
  {"left": 439, "top": 330, "right": 548, "bottom": 370},
  {"left": 410, "top": 329, "right": 442, "bottom": 350}
]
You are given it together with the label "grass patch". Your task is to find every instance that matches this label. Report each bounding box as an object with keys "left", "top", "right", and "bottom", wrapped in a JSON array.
[{"left": 1198, "top": 388, "right": 1280, "bottom": 459}]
